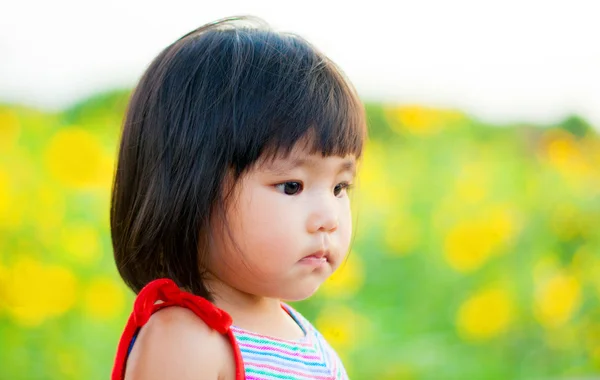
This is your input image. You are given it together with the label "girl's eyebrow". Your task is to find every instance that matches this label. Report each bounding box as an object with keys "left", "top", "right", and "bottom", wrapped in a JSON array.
[
  {"left": 338, "top": 159, "right": 357, "bottom": 176},
  {"left": 265, "top": 157, "right": 356, "bottom": 176}
]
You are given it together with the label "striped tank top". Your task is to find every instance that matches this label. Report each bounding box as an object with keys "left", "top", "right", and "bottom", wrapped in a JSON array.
[{"left": 230, "top": 304, "right": 348, "bottom": 380}]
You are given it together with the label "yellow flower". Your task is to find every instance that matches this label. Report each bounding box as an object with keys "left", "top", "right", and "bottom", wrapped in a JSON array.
[
  {"left": 98, "top": 152, "right": 116, "bottom": 190},
  {"left": 456, "top": 287, "right": 514, "bottom": 341},
  {"left": 485, "top": 205, "right": 520, "bottom": 249},
  {"left": 83, "top": 276, "right": 127, "bottom": 320},
  {"left": 315, "top": 304, "right": 371, "bottom": 350},
  {"left": 587, "top": 136, "right": 600, "bottom": 173},
  {"left": 357, "top": 140, "right": 386, "bottom": 184},
  {"left": 3, "top": 258, "right": 48, "bottom": 326},
  {"left": 34, "top": 186, "right": 67, "bottom": 246},
  {"left": 3, "top": 257, "right": 77, "bottom": 326},
  {"left": 543, "top": 130, "right": 595, "bottom": 189},
  {"left": 546, "top": 131, "right": 578, "bottom": 162},
  {"left": 0, "top": 109, "right": 20, "bottom": 149},
  {"left": 544, "top": 131, "right": 585, "bottom": 171},
  {"left": 385, "top": 106, "right": 465, "bottom": 136},
  {"left": 444, "top": 221, "right": 494, "bottom": 272},
  {"left": 443, "top": 206, "right": 518, "bottom": 272},
  {"left": 45, "top": 128, "right": 107, "bottom": 188},
  {"left": 355, "top": 140, "right": 396, "bottom": 214},
  {"left": 0, "top": 168, "right": 24, "bottom": 228},
  {"left": 0, "top": 169, "right": 13, "bottom": 223},
  {"left": 534, "top": 272, "right": 581, "bottom": 328},
  {"left": 320, "top": 253, "right": 364, "bottom": 298},
  {"left": 43, "top": 265, "right": 78, "bottom": 317}
]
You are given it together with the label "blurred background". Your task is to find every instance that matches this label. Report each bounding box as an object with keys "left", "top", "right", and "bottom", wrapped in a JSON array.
[{"left": 1, "top": 1, "right": 599, "bottom": 379}]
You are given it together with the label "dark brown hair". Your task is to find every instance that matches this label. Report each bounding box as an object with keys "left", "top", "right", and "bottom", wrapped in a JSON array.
[{"left": 111, "top": 16, "right": 366, "bottom": 300}]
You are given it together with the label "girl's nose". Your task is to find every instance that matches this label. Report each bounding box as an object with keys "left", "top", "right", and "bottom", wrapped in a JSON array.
[{"left": 306, "top": 197, "right": 339, "bottom": 234}]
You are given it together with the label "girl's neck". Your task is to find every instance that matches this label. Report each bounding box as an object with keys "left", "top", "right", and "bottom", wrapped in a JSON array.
[
  {"left": 205, "top": 275, "right": 305, "bottom": 340},
  {"left": 208, "top": 276, "right": 278, "bottom": 317}
]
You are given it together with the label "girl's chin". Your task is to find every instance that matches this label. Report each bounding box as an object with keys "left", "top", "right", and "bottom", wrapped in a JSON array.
[{"left": 278, "top": 283, "right": 324, "bottom": 302}]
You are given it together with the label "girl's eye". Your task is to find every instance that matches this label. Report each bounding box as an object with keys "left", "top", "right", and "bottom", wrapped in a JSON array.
[
  {"left": 334, "top": 182, "right": 352, "bottom": 197},
  {"left": 275, "top": 181, "right": 303, "bottom": 195}
]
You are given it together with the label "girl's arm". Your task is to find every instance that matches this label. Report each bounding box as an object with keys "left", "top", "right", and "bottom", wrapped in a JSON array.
[{"left": 124, "top": 306, "right": 236, "bottom": 380}]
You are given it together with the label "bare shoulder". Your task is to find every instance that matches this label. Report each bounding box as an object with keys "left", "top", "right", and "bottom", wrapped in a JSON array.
[{"left": 124, "top": 306, "right": 236, "bottom": 380}]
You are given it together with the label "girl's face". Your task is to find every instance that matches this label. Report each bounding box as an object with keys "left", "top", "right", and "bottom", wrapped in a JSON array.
[{"left": 208, "top": 142, "right": 356, "bottom": 301}]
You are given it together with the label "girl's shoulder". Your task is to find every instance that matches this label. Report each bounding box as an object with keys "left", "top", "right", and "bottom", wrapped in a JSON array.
[
  {"left": 125, "top": 306, "right": 235, "bottom": 380},
  {"left": 113, "top": 279, "right": 241, "bottom": 380}
]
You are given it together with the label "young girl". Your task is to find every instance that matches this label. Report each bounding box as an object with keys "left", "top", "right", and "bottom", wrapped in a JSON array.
[{"left": 111, "top": 16, "right": 366, "bottom": 380}]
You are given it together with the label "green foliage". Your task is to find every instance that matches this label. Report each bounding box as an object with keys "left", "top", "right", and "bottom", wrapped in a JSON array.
[{"left": 1, "top": 92, "right": 599, "bottom": 379}]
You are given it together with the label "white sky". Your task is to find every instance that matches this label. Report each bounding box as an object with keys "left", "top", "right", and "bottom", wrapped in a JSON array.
[{"left": 1, "top": 0, "right": 599, "bottom": 128}]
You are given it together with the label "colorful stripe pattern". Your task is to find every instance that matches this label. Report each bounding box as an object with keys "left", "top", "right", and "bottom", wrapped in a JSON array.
[{"left": 230, "top": 304, "right": 348, "bottom": 380}]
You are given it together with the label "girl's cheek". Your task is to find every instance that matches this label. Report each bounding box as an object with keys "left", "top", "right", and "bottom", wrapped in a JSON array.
[{"left": 340, "top": 204, "right": 353, "bottom": 245}]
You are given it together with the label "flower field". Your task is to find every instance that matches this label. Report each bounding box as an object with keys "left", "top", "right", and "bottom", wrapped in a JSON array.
[{"left": 1, "top": 90, "right": 599, "bottom": 379}]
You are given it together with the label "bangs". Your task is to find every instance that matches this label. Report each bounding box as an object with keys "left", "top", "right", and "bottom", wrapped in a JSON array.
[
  {"left": 260, "top": 64, "right": 366, "bottom": 163},
  {"left": 223, "top": 29, "right": 367, "bottom": 175}
]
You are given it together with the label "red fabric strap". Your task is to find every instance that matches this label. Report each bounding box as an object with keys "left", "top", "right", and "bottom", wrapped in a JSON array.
[{"left": 111, "top": 278, "right": 245, "bottom": 380}]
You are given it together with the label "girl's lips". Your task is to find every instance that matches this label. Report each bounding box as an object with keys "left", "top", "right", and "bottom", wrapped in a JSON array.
[
  {"left": 299, "top": 255, "right": 328, "bottom": 265},
  {"left": 299, "top": 250, "right": 329, "bottom": 265}
]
